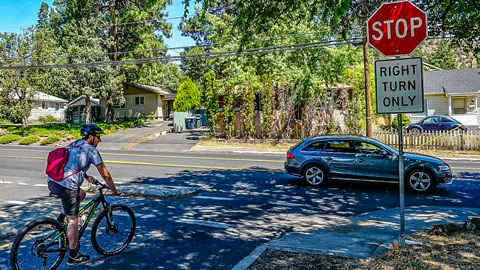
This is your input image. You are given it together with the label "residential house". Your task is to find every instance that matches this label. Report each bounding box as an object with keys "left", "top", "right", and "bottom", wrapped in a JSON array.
[
  {"left": 100, "top": 83, "right": 177, "bottom": 120},
  {"left": 407, "top": 68, "right": 480, "bottom": 128},
  {"left": 67, "top": 95, "right": 101, "bottom": 123},
  {"left": 29, "top": 91, "right": 68, "bottom": 121}
]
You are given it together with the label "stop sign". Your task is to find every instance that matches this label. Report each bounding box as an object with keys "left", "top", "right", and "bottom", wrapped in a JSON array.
[{"left": 367, "top": 1, "right": 427, "bottom": 56}]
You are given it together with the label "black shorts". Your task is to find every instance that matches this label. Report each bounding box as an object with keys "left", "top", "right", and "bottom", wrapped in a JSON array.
[{"left": 48, "top": 181, "right": 80, "bottom": 216}]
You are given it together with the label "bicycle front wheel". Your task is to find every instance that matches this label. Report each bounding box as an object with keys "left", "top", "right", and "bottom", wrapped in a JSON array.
[
  {"left": 91, "top": 204, "right": 135, "bottom": 256},
  {"left": 10, "top": 217, "right": 67, "bottom": 270}
]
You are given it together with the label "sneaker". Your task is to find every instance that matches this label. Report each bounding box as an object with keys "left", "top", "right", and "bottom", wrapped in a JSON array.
[{"left": 67, "top": 253, "right": 90, "bottom": 265}]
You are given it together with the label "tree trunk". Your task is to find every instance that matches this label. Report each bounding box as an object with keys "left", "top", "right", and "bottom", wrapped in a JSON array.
[
  {"left": 22, "top": 116, "right": 28, "bottom": 128},
  {"left": 363, "top": 37, "right": 372, "bottom": 137},
  {"left": 85, "top": 95, "right": 92, "bottom": 124}
]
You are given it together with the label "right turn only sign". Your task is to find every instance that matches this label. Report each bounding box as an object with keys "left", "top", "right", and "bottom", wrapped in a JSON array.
[{"left": 375, "top": 57, "right": 424, "bottom": 114}]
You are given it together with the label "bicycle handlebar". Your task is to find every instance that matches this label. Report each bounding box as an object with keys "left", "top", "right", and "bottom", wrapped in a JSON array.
[{"left": 91, "top": 178, "right": 111, "bottom": 191}]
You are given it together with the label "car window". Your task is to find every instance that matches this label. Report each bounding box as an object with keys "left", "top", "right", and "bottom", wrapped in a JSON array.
[
  {"left": 423, "top": 117, "right": 438, "bottom": 124},
  {"left": 302, "top": 141, "right": 326, "bottom": 152},
  {"left": 353, "top": 141, "right": 383, "bottom": 155},
  {"left": 440, "top": 116, "right": 456, "bottom": 123},
  {"left": 324, "top": 140, "right": 352, "bottom": 153}
]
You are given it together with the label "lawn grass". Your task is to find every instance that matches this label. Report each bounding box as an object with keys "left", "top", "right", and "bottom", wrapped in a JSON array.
[
  {"left": 19, "top": 136, "right": 41, "bottom": 145},
  {"left": 0, "top": 134, "right": 21, "bottom": 144},
  {"left": 0, "top": 120, "right": 146, "bottom": 145},
  {"left": 40, "top": 135, "right": 61, "bottom": 145}
]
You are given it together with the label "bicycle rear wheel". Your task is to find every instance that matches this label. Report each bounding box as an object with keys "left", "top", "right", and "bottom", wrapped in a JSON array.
[
  {"left": 91, "top": 204, "right": 135, "bottom": 256},
  {"left": 10, "top": 217, "right": 67, "bottom": 270}
]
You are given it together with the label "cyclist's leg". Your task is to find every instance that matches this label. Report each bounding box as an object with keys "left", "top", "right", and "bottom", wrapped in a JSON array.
[{"left": 65, "top": 188, "right": 90, "bottom": 265}]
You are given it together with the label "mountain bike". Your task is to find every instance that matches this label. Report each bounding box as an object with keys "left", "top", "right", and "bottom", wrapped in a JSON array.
[{"left": 10, "top": 179, "right": 136, "bottom": 270}]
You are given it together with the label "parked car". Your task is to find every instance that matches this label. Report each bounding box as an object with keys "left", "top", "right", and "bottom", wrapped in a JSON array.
[
  {"left": 284, "top": 135, "right": 452, "bottom": 192},
  {"left": 406, "top": 115, "right": 467, "bottom": 134}
]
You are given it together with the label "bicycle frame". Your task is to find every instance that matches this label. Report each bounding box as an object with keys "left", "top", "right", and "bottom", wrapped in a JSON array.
[{"left": 48, "top": 186, "right": 112, "bottom": 252}]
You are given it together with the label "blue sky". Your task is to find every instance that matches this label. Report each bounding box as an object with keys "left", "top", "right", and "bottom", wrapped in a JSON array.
[{"left": 0, "top": 0, "right": 195, "bottom": 53}]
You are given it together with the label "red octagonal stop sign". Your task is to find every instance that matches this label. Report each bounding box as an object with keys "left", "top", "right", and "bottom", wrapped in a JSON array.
[{"left": 367, "top": 1, "right": 427, "bottom": 56}]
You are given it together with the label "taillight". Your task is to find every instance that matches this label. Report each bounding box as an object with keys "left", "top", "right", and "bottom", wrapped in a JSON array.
[{"left": 286, "top": 153, "right": 295, "bottom": 160}]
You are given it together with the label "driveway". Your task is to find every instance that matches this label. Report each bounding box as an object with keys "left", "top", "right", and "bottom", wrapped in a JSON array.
[
  {"left": 99, "top": 120, "right": 173, "bottom": 151},
  {"left": 99, "top": 120, "right": 207, "bottom": 152},
  {"left": 133, "top": 130, "right": 207, "bottom": 151}
]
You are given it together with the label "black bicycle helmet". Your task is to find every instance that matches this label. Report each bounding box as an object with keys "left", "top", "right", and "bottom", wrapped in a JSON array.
[{"left": 80, "top": 124, "right": 104, "bottom": 138}]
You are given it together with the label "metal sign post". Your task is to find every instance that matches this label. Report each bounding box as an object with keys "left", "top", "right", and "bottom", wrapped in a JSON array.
[{"left": 398, "top": 114, "right": 405, "bottom": 247}]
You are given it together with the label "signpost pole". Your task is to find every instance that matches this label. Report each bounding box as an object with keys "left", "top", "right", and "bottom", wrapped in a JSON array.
[{"left": 398, "top": 113, "right": 406, "bottom": 247}]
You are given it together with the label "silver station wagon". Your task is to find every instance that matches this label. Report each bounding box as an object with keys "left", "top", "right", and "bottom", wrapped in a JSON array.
[{"left": 284, "top": 135, "right": 452, "bottom": 192}]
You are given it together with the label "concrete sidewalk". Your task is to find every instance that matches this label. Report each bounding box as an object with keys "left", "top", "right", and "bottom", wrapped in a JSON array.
[
  {"left": 232, "top": 206, "right": 480, "bottom": 270},
  {"left": 0, "top": 182, "right": 198, "bottom": 241}
]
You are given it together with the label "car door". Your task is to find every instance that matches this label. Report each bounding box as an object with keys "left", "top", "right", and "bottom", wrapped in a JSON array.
[
  {"left": 322, "top": 140, "right": 357, "bottom": 179},
  {"left": 439, "top": 116, "right": 458, "bottom": 131},
  {"left": 352, "top": 140, "right": 398, "bottom": 182}
]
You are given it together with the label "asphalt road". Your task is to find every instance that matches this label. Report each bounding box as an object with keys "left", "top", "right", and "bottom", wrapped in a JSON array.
[{"left": 0, "top": 145, "right": 479, "bottom": 269}]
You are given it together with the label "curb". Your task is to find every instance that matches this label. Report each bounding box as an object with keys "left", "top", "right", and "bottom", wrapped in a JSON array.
[{"left": 86, "top": 183, "right": 199, "bottom": 199}]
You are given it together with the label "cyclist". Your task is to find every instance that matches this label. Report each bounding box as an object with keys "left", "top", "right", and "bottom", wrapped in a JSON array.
[{"left": 47, "top": 123, "right": 120, "bottom": 265}]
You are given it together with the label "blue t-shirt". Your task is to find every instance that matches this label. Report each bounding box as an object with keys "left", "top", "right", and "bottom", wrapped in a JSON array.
[{"left": 47, "top": 140, "right": 103, "bottom": 190}]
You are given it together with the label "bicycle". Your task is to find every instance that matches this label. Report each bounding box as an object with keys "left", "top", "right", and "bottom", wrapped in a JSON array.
[{"left": 10, "top": 179, "right": 136, "bottom": 270}]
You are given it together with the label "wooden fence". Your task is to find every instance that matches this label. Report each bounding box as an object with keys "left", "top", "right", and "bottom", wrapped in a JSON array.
[{"left": 372, "top": 129, "right": 480, "bottom": 151}]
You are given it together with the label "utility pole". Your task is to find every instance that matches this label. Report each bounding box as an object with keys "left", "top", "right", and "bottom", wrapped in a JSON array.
[{"left": 363, "top": 36, "right": 372, "bottom": 137}]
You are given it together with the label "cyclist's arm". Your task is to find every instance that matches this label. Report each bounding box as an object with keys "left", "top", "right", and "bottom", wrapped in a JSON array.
[{"left": 95, "top": 163, "right": 120, "bottom": 195}]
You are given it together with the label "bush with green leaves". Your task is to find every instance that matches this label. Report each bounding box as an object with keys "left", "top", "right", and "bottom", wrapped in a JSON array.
[
  {"left": 173, "top": 77, "right": 201, "bottom": 112},
  {"left": 134, "top": 118, "right": 145, "bottom": 126},
  {"left": 38, "top": 115, "right": 56, "bottom": 123},
  {"left": 40, "top": 135, "right": 61, "bottom": 145},
  {"left": 19, "top": 136, "right": 41, "bottom": 145},
  {"left": 0, "top": 134, "right": 22, "bottom": 144},
  {"left": 392, "top": 114, "right": 411, "bottom": 130}
]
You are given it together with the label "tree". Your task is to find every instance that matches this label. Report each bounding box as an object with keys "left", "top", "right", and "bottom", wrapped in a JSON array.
[
  {"left": 174, "top": 77, "right": 201, "bottom": 112},
  {"left": 222, "top": 84, "right": 236, "bottom": 139},
  {"left": 260, "top": 74, "right": 273, "bottom": 138},
  {"left": 0, "top": 29, "right": 36, "bottom": 127},
  {"left": 202, "top": 70, "right": 219, "bottom": 134},
  {"left": 240, "top": 78, "right": 256, "bottom": 138}
]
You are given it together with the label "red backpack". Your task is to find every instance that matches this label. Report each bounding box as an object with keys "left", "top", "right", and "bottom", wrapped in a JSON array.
[{"left": 46, "top": 142, "right": 86, "bottom": 181}]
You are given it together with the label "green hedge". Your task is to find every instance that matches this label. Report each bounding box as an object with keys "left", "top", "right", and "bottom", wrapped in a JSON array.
[
  {"left": 41, "top": 135, "right": 61, "bottom": 145},
  {"left": 19, "top": 136, "right": 41, "bottom": 145},
  {"left": 0, "top": 134, "right": 21, "bottom": 144}
]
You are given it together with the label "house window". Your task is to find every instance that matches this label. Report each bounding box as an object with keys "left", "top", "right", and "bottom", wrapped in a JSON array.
[
  {"left": 135, "top": 96, "right": 144, "bottom": 105},
  {"left": 55, "top": 103, "right": 60, "bottom": 111},
  {"left": 453, "top": 97, "right": 466, "bottom": 114},
  {"left": 42, "top": 102, "right": 48, "bottom": 109},
  {"left": 115, "top": 103, "right": 126, "bottom": 109}
]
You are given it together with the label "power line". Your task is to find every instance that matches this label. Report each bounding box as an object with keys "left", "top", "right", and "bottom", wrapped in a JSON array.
[
  {"left": 0, "top": 38, "right": 363, "bottom": 70},
  {"left": 3, "top": 30, "right": 330, "bottom": 62}
]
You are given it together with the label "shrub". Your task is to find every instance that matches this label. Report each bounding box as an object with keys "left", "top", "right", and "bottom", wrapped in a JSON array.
[
  {"left": 0, "top": 134, "right": 22, "bottom": 144},
  {"left": 40, "top": 135, "right": 61, "bottom": 145},
  {"left": 19, "top": 136, "right": 41, "bottom": 145},
  {"left": 392, "top": 114, "right": 411, "bottom": 130},
  {"left": 39, "top": 115, "right": 56, "bottom": 123},
  {"left": 134, "top": 118, "right": 145, "bottom": 126}
]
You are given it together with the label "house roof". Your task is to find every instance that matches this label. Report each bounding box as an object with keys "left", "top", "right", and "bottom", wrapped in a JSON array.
[
  {"left": 67, "top": 95, "right": 100, "bottom": 107},
  {"left": 33, "top": 91, "right": 67, "bottom": 102},
  {"left": 125, "top": 82, "right": 176, "bottom": 96},
  {"left": 424, "top": 68, "right": 480, "bottom": 95}
]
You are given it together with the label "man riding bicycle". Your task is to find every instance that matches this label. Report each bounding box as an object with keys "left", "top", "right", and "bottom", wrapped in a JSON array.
[{"left": 47, "top": 124, "right": 120, "bottom": 265}]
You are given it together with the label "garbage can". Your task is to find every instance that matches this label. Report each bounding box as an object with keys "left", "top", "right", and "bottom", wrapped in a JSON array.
[
  {"left": 185, "top": 117, "right": 196, "bottom": 129},
  {"left": 194, "top": 114, "right": 202, "bottom": 128}
]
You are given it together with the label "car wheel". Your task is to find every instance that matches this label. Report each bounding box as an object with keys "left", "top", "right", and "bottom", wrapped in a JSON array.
[
  {"left": 409, "top": 128, "right": 421, "bottom": 135},
  {"left": 407, "top": 169, "right": 434, "bottom": 192},
  {"left": 303, "top": 165, "right": 327, "bottom": 186}
]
